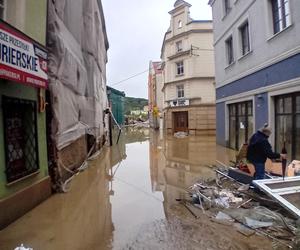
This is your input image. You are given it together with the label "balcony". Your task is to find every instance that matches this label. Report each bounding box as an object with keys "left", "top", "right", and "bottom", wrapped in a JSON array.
[{"left": 167, "top": 50, "right": 190, "bottom": 60}]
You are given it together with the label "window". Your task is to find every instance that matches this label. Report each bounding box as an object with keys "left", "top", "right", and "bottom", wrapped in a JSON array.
[
  {"left": 271, "top": 0, "right": 291, "bottom": 34},
  {"left": 239, "top": 21, "right": 250, "bottom": 55},
  {"left": 178, "top": 20, "right": 182, "bottom": 28},
  {"left": 2, "top": 96, "right": 39, "bottom": 183},
  {"left": 176, "top": 61, "right": 184, "bottom": 75},
  {"left": 177, "top": 85, "right": 184, "bottom": 98},
  {"left": 176, "top": 41, "right": 183, "bottom": 52},
  {"left": 0, "top": 0, "right": 5, "bottom": 19},
  {"left": 225, "top": 36, "right": 234, "bottom": 65},
  {"left": 224, "top": 0, "right": 231, "bottom": 15},
  {"left": 229, "top": 101, "right": 253, "bottom": 150},
  {"left": 275, "top": 93, "right": 300, "bottom": 161}
]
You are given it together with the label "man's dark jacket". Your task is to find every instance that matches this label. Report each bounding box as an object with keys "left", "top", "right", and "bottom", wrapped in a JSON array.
[{"left": 247, "top": 131, "right": 280, "bottom": 163}]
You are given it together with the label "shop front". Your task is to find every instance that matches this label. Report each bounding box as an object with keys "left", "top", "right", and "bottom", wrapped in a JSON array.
[{"left": 0, "top": 20, "right": 50, "bottom": 229}]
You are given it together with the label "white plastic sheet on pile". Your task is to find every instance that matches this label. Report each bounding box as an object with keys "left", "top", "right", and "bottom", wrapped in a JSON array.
[
  {"left": 14, "top": 244, "right": 33, "bottom": 250},
  {"left": 48, "top": 0, "right": 109, "bottom": 150}
]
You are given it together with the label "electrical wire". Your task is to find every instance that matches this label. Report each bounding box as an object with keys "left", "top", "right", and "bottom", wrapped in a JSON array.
[
  {"left": 110, "top": 68, "right": 153, "bottom": 87},
  {"left": 109, "top": 46, "right": 212, "bottom": 87}
]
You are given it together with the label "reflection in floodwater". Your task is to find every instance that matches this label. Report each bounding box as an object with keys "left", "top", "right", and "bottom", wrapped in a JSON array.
[
  {"left": 0, "top": 128, "right": 271, "bottom": 250},
  {"left": 0, "top": 147, "right": 114, "bottom": 250},
  {"left": 149, "top": 131, "right": 236, "bottom": 217}
]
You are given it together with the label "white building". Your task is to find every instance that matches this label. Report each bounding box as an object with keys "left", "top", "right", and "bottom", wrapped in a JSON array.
[
  {"left": 210, "top": 0, "right": 300, "bottom": 161},
  {"left": 47, "top": 0, "right": 110, "bottom": 186},
  {"left": 161, "top": 0, "right": 216, "bottom": 135}
]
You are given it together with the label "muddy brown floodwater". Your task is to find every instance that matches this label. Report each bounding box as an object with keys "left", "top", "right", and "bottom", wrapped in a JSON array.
[{"left": 0, "top": 128, "right": 273, "bottom": 250}]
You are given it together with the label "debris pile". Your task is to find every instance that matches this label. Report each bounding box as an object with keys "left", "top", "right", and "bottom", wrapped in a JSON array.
[
  {"left": 185, "top": 171, "right": 300, "bottom": 249},
  {"left": 174, "top": 132, "right": 188, "bottom": 138},
  {"left": 14, "top": 244, "right": 33, "bottom": 250}
]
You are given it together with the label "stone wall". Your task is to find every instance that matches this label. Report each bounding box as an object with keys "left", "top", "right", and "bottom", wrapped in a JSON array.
[{"left": 164, "top": 104, "right": 216, "bottom": 135}]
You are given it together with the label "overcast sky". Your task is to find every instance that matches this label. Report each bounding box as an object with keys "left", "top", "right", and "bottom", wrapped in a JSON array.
[{"left": 102, "top": 0, "right": 212, "bottom": 99}]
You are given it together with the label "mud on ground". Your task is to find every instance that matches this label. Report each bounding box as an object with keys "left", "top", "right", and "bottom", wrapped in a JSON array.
[{"left": 124, "top": 203, "right": 274, "bottom": 250}]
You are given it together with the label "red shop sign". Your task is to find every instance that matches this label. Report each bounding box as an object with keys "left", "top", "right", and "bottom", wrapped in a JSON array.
[{"left": 0, "top": 20, "right": 48, "bottom": 88}]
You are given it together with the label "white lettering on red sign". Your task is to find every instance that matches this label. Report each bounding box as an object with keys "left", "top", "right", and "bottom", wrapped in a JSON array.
[{"left": 0, "top": 22, "right": 48, "bottom": 88}]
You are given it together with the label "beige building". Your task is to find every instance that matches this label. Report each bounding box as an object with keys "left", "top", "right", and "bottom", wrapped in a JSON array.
[
  {"left": 161, "top": 0, "right": 216, "bottom": 135},
  {"left": 148, "top": 61, "right": 164, "bottom": 129}
]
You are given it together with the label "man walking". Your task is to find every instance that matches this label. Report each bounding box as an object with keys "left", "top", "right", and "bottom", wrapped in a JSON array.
[{"left": 247, "top": 124, "right": 286, "bottom": 180}]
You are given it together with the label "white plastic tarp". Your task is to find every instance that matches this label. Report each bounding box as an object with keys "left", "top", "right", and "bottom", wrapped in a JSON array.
[{"left": 48, "top": 0, "right": 109, "bottom": 150}]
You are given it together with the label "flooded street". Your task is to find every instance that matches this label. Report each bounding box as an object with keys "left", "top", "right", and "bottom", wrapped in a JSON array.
[{"left": 0, "top": 128, "right": 272, "bottom": 250}]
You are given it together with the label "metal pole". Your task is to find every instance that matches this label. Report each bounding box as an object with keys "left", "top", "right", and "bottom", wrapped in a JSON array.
[{"left": 109, "top": 112, "right": 113, "bottom": 146}]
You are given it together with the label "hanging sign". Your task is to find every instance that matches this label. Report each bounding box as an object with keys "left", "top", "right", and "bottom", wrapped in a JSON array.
[{"left": 0, "top": 21, "right": 48, "bottom": 88}]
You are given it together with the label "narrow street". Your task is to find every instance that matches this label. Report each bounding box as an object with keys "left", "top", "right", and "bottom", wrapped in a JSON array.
[{"left": 0, "top": 128, "right": 274, "bottom": 250}]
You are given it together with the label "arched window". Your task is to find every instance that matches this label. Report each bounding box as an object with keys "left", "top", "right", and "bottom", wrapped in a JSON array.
[{"left": 178, "top": 20, "right": 182, "bottom": 28}]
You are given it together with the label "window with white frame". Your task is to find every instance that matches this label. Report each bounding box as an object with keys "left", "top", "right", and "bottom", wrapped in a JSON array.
[
  {"left": 176, "top": 61, "right": 184, "bottom": 75},
  {"left": 225, "top": 36, "right": 234, "bottom": 65},
  {"left": 229, "top": 101, "right": 253, "bottom": 150},
  {"left": 0, "top": 0, "right": 5, "bottom": 20},
  {"left": 177, "top": 85, "right": 184, "bottom": 98},
  {"left": 271, "top": 0, "right": 291, "bottom": 34},
  {"left": 224, "top": 0, "right": 231, "bottom": 16},
  {"left": 239, "top": 21, "right": 250, "bottom": 55},
  {"left": 176, "top": 41, "right": 183, "bottom": 52}
]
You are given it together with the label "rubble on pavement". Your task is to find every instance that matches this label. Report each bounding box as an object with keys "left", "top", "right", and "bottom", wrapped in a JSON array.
[
  {"left": 174, "top": 132, "right": 188, "bottom": 138},
  {"left": 184, "top": 169, "right": 300, "bottom": 249}
]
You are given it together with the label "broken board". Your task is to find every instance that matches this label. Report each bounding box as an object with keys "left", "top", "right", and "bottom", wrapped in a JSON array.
[{"left": 253, "top": 176, "right": 300, "bottom": 218}]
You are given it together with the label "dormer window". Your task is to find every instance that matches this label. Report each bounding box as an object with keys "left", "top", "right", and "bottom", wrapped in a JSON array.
[{"left": 178, "top": 20, "right": 182, "bottom": 28}]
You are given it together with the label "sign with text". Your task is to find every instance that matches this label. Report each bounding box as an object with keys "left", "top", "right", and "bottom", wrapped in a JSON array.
[{"left": 0, "top": 21, "right": 48, "bottom": 88}]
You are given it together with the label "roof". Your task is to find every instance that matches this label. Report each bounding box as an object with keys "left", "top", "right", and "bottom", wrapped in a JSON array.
[
  {"left": 174, "top": 0, "right": 191, "bottom": 8},
  {"left": 152, "top": 61, "right": 163, "bottom": 74},
  {"left": 208, "top": 0, "right": 215, "bottom": 6},
  {"left": 189, "top": 20, "right": 212, "bottom": 24},
  {"left": 107, "top": 86, "right": 125, "bottom": 97},
  {"left": 169, "top": 0, "right": 192, "bottom": 15}
]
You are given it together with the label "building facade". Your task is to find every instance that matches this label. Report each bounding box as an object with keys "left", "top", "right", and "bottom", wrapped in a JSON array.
[
  {"left": 47, "top": 0, "right": 109, "bottom": 190},
  {"left": 107, "top": 86, "right": 125, "bottom": 125},
  {"left": 0, "top": 0, "right": 51, "bottom": 229},
  {"left": 148, "top": 61, "right": 164, "bottom": 129},
  {"left": 161, "top": 0, "right": 216, "bottom": 135},
  {"left": 210, "top": 0, "right": 300, "bottom": 161}
]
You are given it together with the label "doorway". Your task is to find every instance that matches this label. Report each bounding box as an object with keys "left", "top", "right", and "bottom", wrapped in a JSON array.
[{"left": 173, "top": 111, "right": 188, "bottom": 133}]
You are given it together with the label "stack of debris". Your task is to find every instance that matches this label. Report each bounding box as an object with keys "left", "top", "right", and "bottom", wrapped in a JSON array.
[
  {"left": 174, "top": 132, "right": 188, "bottom": 138},
  {"left": 185, "top": 172, "right": 300, "bottom": 249}
]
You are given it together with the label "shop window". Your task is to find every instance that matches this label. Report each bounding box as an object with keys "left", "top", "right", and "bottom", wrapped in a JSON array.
[
  {"left": 275, "top": 93, "right": 300, "bottom": 161},
  {"left": 2, "top": 96, "right": 39, "bottom": 183},
  {"left": 229, "top": 101, "right": 253, "bottom": 150}
]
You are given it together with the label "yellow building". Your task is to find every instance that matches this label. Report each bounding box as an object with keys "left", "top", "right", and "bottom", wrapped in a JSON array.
[{"left": 161, "top": 0, "right": 216, "bottom": 135}]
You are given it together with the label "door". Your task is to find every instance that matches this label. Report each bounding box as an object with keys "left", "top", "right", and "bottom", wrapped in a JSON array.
[{"left": 173, "top": 111, "right": 188, "bottom": 133}]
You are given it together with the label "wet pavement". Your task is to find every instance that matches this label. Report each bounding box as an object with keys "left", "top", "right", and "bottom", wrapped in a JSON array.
[{"left": 0, "top": 128, "right": 273, "bottom": 250}]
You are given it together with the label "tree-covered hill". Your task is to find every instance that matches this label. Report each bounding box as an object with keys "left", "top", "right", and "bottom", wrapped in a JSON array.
[{"left": 124, "top": 97, "right": 148, "bottom": 115}]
